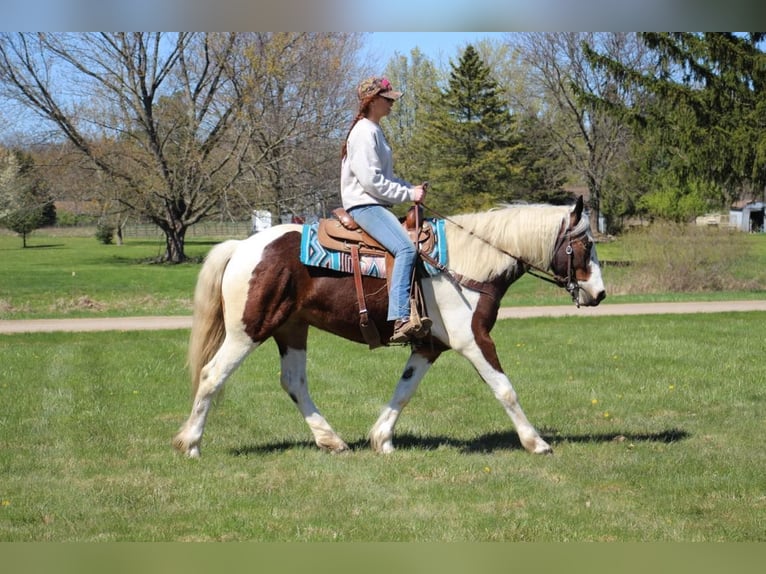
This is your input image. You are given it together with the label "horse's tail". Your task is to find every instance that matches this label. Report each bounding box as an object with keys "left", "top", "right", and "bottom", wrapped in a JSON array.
[{"left": 187, "top": 239, "right": 240, "bottom": 398}]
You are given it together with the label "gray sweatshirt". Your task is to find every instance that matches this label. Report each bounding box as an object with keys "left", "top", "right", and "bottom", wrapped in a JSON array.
[{"left": 340, "top": 118, "right": 415, "bottom": 210}]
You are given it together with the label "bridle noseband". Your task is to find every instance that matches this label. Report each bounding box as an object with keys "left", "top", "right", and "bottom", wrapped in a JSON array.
[{"left": 544, "top": 223, "right": 589, "bottom": 308}]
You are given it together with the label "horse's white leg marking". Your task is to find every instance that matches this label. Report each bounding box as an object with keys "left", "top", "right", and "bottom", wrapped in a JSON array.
[
  {"left": 175, "top": 333, "right": 256, "bottom": 458},
  {"left": 280, "top": 347, "right": 349, "bottom": 453},
  {"left": 369, "top": 353, "right": 432, "bottom": 454},
  {"left": 459, "top": 341, "right": 551, "bottom": 454}
]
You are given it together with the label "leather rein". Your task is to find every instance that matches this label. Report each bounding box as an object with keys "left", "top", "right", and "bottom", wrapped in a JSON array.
[{"left": 419, "top": 202, "right": 587, "bottom": 307}]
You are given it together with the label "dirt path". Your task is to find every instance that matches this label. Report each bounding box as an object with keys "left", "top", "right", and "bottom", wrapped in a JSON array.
[{"left": 2, "top": 300, "right": 766, "bottom": 334}]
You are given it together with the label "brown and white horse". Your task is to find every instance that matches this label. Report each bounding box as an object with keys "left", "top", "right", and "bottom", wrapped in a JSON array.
[{"left": 173, "top": 197, "right": 605, "bottom": 458}]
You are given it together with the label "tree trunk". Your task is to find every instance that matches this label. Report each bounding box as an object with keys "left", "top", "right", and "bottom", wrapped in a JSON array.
[
  {"left": 587, "top": 179, "right": 601, "bottom": 235},
  {"left": 157, "top": 222, "right": 188, "bottom": 263}
]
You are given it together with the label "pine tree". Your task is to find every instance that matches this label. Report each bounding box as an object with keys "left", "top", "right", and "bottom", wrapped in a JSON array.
[
  {"left": 585, "top": 32, "right": 766, "bottom": 212},
  {"left": 0, "top": 149, "right": 55, "bottom": 247},
  {"left": 424, "top": 45, "right": 522, "bottom": 213}
]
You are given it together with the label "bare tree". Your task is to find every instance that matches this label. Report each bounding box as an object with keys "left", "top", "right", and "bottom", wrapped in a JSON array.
[
  {"left": 511, "top": 33, "right": 651, "bottom": 232},
  {"left": 0, "top": 32, "right": 248, "bottom": 262},
  {"left": 236, "top": 32, "right": 363, "bottom": 221}
]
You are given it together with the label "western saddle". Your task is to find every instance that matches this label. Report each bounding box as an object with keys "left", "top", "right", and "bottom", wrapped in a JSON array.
[{"left": 316, "top": 205, "right": 435, "bottom": 348}]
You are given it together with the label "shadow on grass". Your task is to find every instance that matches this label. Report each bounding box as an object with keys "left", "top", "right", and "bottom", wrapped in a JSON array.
[
  {"left": 22, "top": 243, "right": 67, "bottom": 249},
  {"left": 230, "top": 428, "right": 689, "bottom": 456}
]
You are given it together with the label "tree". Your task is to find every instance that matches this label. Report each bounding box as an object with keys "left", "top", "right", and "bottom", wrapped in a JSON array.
[
  {"left": 237, "top": 33, "right": 363, "bottom": 220},
  {"left": 382, "top": 47, "right": 442, "bottom": 188},
  {"left": 0, "top": 148, "right": 54, "bottom": 247},
  {"left": 0, "top": 33, "right": 247, "bottom": 262},
  {"left": 514, "top": 33, "right": 653, "bottom": 232},
  {"left": 585, "top": 33, "right": 766, "bottom": 211},
  {"left": 423, "top": 45, "right": 522, "bottom": 213}
]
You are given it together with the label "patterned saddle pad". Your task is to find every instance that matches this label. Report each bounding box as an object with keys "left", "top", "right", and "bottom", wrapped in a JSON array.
[{"left": 299, "top": 218, "right": 447, "bottom": 278}]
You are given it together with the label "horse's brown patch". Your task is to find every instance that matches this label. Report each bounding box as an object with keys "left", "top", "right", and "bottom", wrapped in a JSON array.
[
  {"left": 470, "top": 275, "right": 515, "bottom": 372},
  {"left": 241, "top": 231, "right": 396, "bottom": 346}
]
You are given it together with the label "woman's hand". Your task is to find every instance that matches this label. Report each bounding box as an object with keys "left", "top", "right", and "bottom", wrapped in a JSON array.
[{"left": 412, "top": 182, "right": 428, "bottom": 203}]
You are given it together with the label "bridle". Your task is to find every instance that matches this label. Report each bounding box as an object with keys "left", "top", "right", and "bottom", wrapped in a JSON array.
[
  {"left": 541, "top": 222, "right": 590, "bottom": 308},
  {"left": 419, "top": 203, "right": 589, "bottom": 307}
]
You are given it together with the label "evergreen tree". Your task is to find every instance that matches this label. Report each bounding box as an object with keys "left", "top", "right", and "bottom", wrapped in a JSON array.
[
  {"left": 424, "top": 45, "right": 523, "bottom": 213},
  {"left": 585, "top": 32, "right": 766, "bottom": 213},
  {"left": 0, "top": 149, "right": 55, "bottom": 247}
]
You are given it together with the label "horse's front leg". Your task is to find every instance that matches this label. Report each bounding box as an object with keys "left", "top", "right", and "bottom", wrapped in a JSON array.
[
  {"left": 369, "top": 348, "right": 439, "bottom": 454},
  {"left": 460, "top": 338, "right": 552, "bottom": 455}
]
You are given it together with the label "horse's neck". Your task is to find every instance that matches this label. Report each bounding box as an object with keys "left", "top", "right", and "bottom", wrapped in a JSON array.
[{"left": 443, "top": 207, "right": 565, "bottom": 282}]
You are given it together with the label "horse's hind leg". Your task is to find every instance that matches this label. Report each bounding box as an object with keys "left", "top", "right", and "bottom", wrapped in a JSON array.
[
  {"left": 274, "top": 327, "right": 349, "bottom": 453},
  {"left": 369, "top": 349, "right": 437, "bottom": 454},
  {"left": 173, "top": 333, "right": 255, "bottom": 458}
]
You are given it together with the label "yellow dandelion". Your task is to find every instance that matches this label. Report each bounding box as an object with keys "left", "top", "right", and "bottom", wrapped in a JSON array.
[
  {"left": 603, "top": 411, "right": 610, "bottom": 419},
  {"left": 591, "top": 399, "right": 599, "bottom": 405},
  {"left": 1, "top": 499, "right": 10, "bottom": 507}
]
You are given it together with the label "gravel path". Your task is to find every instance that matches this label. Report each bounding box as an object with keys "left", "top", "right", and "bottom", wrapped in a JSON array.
[{"left": 2, "top": 300, "right": 765, "bottom": 334}]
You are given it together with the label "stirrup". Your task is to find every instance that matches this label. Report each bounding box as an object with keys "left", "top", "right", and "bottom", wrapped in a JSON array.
[
  {"left": 408, "top": 305, "right": 431, "bottom": 339},
  {"left": 413, "top": 315, "right": 432, "bottom": 338}
]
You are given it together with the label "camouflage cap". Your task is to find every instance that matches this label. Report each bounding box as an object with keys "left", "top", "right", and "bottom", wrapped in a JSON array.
[{"left": 357, "top": 76, "right": 403, "bottom": 101}]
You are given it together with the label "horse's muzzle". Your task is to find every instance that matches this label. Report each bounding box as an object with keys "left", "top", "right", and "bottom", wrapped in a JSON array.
[{"left": 580, "top": 288, "right": 606, "bottom": 307}]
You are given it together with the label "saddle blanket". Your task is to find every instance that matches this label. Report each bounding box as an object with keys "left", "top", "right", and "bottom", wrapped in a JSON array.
[{"left": 299, "top": 218, "right": 447, "bottom": 278}]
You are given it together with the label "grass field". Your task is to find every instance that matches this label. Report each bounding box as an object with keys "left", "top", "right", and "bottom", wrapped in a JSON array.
[
  {"left": 1, "top": 226, "right": 765, "bottom": 542},
  {"left": 1, "top": 313, "right": 765, "bottom": 541}
]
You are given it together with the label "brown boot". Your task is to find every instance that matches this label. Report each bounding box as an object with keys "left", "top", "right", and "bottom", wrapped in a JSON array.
[{"left": 390, "top": 318, "right": 418, "bottom": 344}]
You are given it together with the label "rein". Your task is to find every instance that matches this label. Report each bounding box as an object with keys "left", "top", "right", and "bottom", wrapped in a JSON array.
[{"left": 420, "top": 202, "right": 584, "bottom": 306}]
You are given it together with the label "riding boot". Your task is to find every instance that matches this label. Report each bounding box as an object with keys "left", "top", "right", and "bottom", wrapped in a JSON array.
[{"left": 390, "top": 318, "right": 419, "bottom": 344}]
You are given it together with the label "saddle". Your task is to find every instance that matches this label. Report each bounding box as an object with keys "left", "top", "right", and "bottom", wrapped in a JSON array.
[
  {"left": 317, "top": 206, "right": 436, "bottom": 257},
  {"left": 316, "top": 206, "right": 434, "bottom": 348}
]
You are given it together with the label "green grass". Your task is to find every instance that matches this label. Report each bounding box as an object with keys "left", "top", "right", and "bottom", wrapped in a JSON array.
[
  {"left": 1, "top": 314, "right": 765, "bottom": 541},
  {"left": 0, "top": 235, "right": 209, "bottom": 319}
]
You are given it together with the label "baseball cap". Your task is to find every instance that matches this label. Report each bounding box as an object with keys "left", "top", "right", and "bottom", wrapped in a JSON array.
[{"left": 357, "top": 76, "right": 403, "bottom": 101}]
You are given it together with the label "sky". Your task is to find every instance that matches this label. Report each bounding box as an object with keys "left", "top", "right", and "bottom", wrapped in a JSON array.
[{"left": 367, "top": 32, "right": 508, "bottom": 68}]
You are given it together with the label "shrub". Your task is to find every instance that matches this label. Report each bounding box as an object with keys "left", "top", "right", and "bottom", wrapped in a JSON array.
[
  {"left": 95, "top": 221, "right": 115, "bottom": 245},
  {"left": 610, "top": 222, "right": 753, "bottom": 293}
]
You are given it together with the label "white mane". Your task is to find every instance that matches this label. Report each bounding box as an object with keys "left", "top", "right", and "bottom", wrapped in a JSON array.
[{"left": 443, "top": 203, "right": 587, "bottom": 282}]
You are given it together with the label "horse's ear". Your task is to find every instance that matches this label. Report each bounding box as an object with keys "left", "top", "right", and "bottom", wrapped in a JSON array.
[{"left": 570, "top": 195, "right": 584, "bottom": 228}]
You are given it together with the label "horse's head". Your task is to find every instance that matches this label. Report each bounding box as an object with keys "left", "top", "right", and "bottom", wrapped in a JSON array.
[{"left": 550, "top": 196, "right": 606, "bottom": 307}]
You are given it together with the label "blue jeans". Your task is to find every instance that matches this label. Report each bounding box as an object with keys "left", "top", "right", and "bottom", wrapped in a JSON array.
[{"left": 348, "top": 205, "right": 416, "bottom": 321}]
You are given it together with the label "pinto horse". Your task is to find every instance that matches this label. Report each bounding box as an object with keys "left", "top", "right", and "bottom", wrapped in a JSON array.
[{"left": 173, "top": 196, "right": 605, "bottom": 458}]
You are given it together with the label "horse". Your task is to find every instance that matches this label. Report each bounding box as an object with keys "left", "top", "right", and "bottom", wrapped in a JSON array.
[{"left": 173, "top": 196, "right": 606, "bottom": 458}]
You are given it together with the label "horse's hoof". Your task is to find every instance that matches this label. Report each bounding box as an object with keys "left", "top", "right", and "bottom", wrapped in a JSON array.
[
  {"left": 318, "top": 439, "right": 350, "bottom": 453},
  {"left": 524, "top": 437, "right": 553, "bottom": 455},
  {"left": 172, "top": 434, "right": 201, "bottom": 458}
]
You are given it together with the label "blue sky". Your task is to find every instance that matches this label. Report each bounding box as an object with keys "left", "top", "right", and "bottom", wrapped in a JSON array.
[{"left": 367, "top": 32, "right": 508, "bottom": 67}]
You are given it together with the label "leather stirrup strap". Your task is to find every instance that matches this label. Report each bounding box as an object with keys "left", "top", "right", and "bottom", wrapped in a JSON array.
[{"left": 351, "top": 245, "right": 381, "bottom": 348}]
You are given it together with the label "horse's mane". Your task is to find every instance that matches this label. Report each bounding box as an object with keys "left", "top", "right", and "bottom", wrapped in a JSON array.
[{"left": 443, "top": 203, "right": 589, "bottom": 282}]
